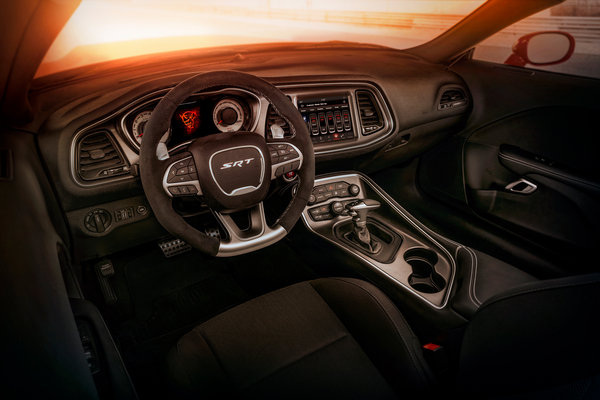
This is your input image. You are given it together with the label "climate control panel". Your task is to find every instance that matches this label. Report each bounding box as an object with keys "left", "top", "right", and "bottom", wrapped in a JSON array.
[{"left": 307, "top": 181, "right": 360, "bottom": 206}]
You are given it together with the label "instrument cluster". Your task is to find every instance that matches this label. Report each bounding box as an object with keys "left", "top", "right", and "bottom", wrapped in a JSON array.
[{"left": 121, "top": 89, "right": 259, "bottom": 152}]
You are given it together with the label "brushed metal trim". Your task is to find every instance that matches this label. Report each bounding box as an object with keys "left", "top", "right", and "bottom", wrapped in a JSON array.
[{"left": 214, "top": 202, "right": 287, "bottom": 257}]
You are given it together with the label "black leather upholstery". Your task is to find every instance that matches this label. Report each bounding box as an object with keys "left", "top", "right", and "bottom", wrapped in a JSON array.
[{"left": 167, "top": 277, "right": 434, "bottom": 399}]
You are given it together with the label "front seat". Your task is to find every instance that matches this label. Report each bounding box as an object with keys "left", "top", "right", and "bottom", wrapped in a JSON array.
[{"left": 167, "top": 275, "right": 600, "bottom": 399}]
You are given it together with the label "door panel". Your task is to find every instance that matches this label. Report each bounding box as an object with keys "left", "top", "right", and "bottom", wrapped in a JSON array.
[{"left": 418, "top": 59, "right": 600, "bottom": 272}]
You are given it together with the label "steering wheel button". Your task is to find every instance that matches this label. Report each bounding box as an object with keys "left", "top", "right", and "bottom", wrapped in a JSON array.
[
  {"left": 176, "top": 167, "right": 188, "bottom": 176},
  {"left": 277, "top": 149, "right": 289, "bottom": 156},
  {"left": 175, "top": 160, "right": 188, "bottom": 169},
  {"left": 290, "top": 161, "right": 300, "bottom": 170},
  {"left": 167, "top": 174, "right": 178, "bottom": 183},
  {"left": 188, "top": 165, "right": 196, "bottom": 173},
  {"left": 179, "top": 185, "right": 189, "bottom": 194},
  {"left": 187, "top": 185, "right": 198, "bottom": 194},
  {"left": 168, "top": 186, "right": 181, "bottom": 195}
]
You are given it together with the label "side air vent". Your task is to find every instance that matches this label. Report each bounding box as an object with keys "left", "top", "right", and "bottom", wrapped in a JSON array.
[
  {"left": 438, "top": 88, "right": 467, "bottom": 110},
  {"left": 77, "top": 131, "right": 129, "bottom": 181},
  {"left": 356, "top": 90, "right": 383, "bottom": 135},
  {"left": 265, "top": 105, "right": 291, "bottom": 139}
]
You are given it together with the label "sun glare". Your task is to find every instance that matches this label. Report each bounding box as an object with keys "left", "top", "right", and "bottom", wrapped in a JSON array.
[{"left": 37, "top": 0, "right": 485, "bottom": 77}]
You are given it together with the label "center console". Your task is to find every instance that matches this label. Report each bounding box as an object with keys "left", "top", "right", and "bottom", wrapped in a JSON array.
[
  {"left": 301, "top": 172, "right": 456, "bottom": 308},
  {"left": 300, "top": 172, "right": 540, "bottom": 317}
]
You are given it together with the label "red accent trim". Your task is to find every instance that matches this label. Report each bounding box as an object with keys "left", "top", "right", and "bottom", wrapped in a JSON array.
[{"left": 423, "top": 343, "right": 441, "bottom": 351}]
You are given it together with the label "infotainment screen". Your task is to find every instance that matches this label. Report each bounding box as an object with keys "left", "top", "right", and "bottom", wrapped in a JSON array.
[{"left": 297, "top": 96, "right": 354, "bottom": 144}]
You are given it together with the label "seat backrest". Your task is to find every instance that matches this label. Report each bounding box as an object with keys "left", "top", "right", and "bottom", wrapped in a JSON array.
[{"left": 457, "top": 273, "right": 600, "bottom": 398}]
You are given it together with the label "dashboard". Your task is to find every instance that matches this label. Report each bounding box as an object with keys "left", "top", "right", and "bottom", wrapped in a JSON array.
[
  {"left": 71, "top": 83, "right": 395, "bottom": 186},
  {"left": 30, "top": 44, "right": 471, "bottom": 259}
]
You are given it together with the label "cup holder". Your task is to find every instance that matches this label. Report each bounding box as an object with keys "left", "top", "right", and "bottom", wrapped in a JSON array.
[{"left": 404, "top": 248, "right": 446, "bottom": 294}]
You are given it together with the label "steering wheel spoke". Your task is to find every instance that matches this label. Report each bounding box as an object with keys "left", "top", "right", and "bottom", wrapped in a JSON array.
[
  {"left": 267, "top": 142, "right": 303, "bottom": 179},
  {"left": 213, "top": 202, "right": 286, "bottom": 256},
  {"left": 162, "top": 153, "right": 203, "bottom": 197}
]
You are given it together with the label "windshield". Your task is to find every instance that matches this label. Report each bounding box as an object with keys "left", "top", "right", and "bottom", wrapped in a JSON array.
[{"left": 36, "top": 0, "right": 486, "bottom": 77}]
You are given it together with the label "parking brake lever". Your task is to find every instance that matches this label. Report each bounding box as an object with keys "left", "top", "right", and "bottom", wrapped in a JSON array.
[{"left": 345, "top": 199, "right": 382, "bottom": 253}]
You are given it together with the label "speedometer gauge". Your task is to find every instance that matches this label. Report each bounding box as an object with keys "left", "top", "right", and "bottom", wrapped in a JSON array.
[
  {"left": 132, "top": 111, "right": 170, "bottom": 145},
  {"left": 213, "top": 99, "right": 246, "bottom": 132}
]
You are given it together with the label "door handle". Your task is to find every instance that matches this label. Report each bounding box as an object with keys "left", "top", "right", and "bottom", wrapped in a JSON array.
[{"left": 505, "top": 178, "right": 537, "bottom": 194}]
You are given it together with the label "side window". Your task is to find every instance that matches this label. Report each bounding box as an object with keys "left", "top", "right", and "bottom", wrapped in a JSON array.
[{"left": 473, "top": 0, "right": 600, "bottom": 79}]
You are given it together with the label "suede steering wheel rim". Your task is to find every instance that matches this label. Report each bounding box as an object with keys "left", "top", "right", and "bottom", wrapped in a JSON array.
[{"left": 140, "top": 71, "right": 315, "bottom": 257}]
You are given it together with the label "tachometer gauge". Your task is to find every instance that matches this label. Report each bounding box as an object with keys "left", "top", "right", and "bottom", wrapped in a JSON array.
[
  {"left": 132, "top": 110, "right": 170, "bottom": 145},
  {"left": 213, "top": 99, "right": 246, "bottom": 132}
]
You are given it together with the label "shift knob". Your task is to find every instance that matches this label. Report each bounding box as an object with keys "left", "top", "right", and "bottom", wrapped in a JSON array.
[
  {"left": 344, "top": 199, "right": 381, "bottom": 254},
  {"left": 345, "top": 199, "right": 380, "bottom": 224}
]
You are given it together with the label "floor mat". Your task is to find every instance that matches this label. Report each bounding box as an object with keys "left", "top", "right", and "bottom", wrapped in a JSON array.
[{"left": 117, "top": 249, "right": 249, "bottom": 343}]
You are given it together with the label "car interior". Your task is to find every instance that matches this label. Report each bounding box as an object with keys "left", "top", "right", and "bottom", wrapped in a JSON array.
[{"left": 1, "top": 0, "right": 599, "bottom": 398}]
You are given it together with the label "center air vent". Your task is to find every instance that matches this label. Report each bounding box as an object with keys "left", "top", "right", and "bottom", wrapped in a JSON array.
[
  {"left": 265, "top": 105, "right": 291, "bottom": 139},
  {"left": 77, "top": 131, "right": 129, "bottom": 181},
  {"left": 356, "top": 90, "right": 383, "bottom": 135},
  {"left": 438, "top": 88, "right": 467, "bottom": 110}
]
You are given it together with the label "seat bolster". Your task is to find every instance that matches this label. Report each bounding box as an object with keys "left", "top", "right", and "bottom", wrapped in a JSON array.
[
  {"left": 310, "top": 277, "right": 435, "bottom": 394},
  {"left": 458, "top": 273, "right": 600, "bottom": 397}
]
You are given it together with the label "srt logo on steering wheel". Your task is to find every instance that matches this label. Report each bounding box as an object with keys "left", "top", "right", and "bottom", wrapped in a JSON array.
[{"left": 220, "top": 158, "right": 255, "bottom": 169}]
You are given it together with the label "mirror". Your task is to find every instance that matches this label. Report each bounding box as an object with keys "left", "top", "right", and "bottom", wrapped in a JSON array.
[{"left": 504, "top": 31, "right": 575, "bottom": 67}]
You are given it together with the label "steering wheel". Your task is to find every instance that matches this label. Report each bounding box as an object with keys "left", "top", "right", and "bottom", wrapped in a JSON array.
[{"left": 140, "top": 71, "right": 315, "bottom": 257}]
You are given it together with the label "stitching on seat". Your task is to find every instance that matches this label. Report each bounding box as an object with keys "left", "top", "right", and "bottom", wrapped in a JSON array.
[
  {"left": 310, "top": 278, "right": 431, "bottom": 385},
  {"left": 243, "top": 333, "right": 350, "bottom": 391}
]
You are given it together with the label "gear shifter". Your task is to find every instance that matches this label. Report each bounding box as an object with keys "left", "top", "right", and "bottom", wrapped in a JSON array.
[{"left": 345, "top": 199, "right": 382, "bottom": 254}]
